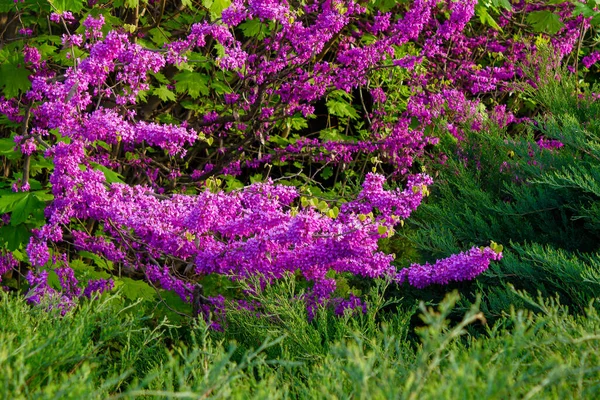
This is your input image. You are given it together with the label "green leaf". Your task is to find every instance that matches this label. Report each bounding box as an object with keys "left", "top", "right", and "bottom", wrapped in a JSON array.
[
  {"left": 70, "top": 259, "right": 112, "bottom": 281},
  {"left": 10, "top": 194, "right": 43, "bottom": 226},
  {"left": 0, "top": 192, "right": 29, "bottom": 214},
  {"left": 224, "top": 176, "right": 244, "bottom": 191},
  {"left": 319, "top": 128, "right": 355, "bottom": 142},
  {"left": 148, "top": 28, "right": 172, "bottom": 47},
  {"left": 180, "top": 101, "right": 202, "bottom": 110},
  {"left": 492, "top": 0, "right": 512, "bottom": 10},
  {"left": 0, "top": 224, "right": 31, "bottom": 250},
  {"left": 360, "top": 33, "right": 377, "bottom": 45},
  {"left": 11, "top": 249, "right": 26, "bottom": 262},
  {"left": 250, "top": 174, "right": 263, "bottom": 183},
  {"left": 36, "top": 43, "right": 58, "bottom": 58},
  {"left": 573, "top": 2, "right": 596, "bottom": 18},
  {"left": 210, "top": 80, "right": 231, "bottom": 94},
  {"left": 30, "top": 156, "right": 55, "bottom": 175},
  {"left": 0, "top": 54, "right": 31, "bottom": 98},
  {"left": 318, "top": 201, "right": 328, "bottom": 212},
  {"left": 153, "top": 85, "right": 177, "bottom": 102},
  {"left": 490, "top": 241, "right": 504, "bottom": 254},
  {"left": 137, "top": 89, "right": 149, "bottom": 103},
  {"left": 526, "top": 11, "right": 565, "bottom": 35},
  {"left": 49, "top": 0, "right": 85, "bottom": 13},
  {"left": 33, "top": 190, "right": 53, "bottom": 203},
  {"left": 377, "top": 225, "right": 388, "bottom": 235},
  {"left": 329, "top": 206, "right": 340, "bottom": 219},
  {"left": 287, "top": 114, "right": 308, "bottom": 131},
  {"left": 320, "top": 167, "right": 333, "bottom": 180},
  {"left": 0, "top": 138, "right": 19, "bottom": 160},
  {"left": 3, "top": 191, "right": 49, "bottom": 227},
  {"left": 174, "top": 71, "right": 210, "bottom": 99},
  {"left": 154, "top": 290, "right": 193, "bottom": 323},
  {"left": 0, "top": 0, "right": 17, "bottom": 12},
  {"left": 238, "top": 19, "right": 267, "bottom": 39},
  {"left": 203, "top": 0, "right": 232, "bottom": 19},
  {"left": 79, "top": 251, "right": 113, "bottom": 271},
  {"left": 213, "top": 42, "right": 227, "bottom": 58},
  {"left": 116, "top": 277, "right": 157, "bottom": 302},
  {"left": 591, "top": 13, "right": 600, "bottom": 27},
  {"left": 326, "top": 99, "right": 359, "bottom": 119},
  {"left": 329, "top": 90, "right": 353, "bottom": 101},
  {"left": 151, "top": 72, "right": 170, "bottom": 84},
  {"left": 475, "top": 4, "right": 501, "bottom": 31},
  {"left": 372, "top": 0, "right": 397, "bottom": 13},
  {"left": 269, "top": 135, "right": 290, "bottom": 146}
]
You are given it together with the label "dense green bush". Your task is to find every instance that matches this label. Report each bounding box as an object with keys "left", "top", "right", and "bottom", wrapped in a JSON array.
[{"left": 2, "top": 284, "right": 600, "bottom": 399}]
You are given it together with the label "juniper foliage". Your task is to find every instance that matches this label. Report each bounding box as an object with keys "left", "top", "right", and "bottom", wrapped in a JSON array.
[
  {"left": 406, "top": 69, "right": 600, "bottom": 316},
  {"left": 2, "top": 284, "right": 600, "bottom": 399}
]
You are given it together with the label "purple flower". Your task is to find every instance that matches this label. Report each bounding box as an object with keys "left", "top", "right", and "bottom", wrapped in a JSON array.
[
  {"left": 23, "top": 45, "right": 41, "bottom": 66},
  {"left": 396, "top": 246, "right": 503, "bottom": 289},
  {"left": 333, "top": 294, "right": 367, "bottom": 316},
  {"left": 83, "top": 14, "right": 105, "bottom": 39},
  {"left": 583, "top": 51, "right": 600, "bottom": 68},
  {"left": 537, "top": 137, "right": 564, "bottom": 151},
  {"left": 83, "top": 279, "right": 115, "bottom": 298},
  {"left": 0, "top": 252, "right": 18, "bottom": 283}
]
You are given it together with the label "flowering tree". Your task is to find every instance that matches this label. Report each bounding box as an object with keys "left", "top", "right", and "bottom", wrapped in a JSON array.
[{"left": 2, "top": 0, "right": 590, "bottom": 318}]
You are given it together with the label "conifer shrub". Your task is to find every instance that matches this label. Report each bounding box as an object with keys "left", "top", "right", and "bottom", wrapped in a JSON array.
[{"left": 406, "top": 65, "right": 600, "bottom": 317}]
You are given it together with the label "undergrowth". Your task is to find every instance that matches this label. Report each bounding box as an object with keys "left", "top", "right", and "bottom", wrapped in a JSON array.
[{"left": 2, "top": 280, "right": 600, "bottom": 399}]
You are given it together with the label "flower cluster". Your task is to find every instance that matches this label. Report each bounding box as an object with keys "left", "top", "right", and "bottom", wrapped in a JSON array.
[
  {"left": 332, "top": 294, "right": 368, "bottom": 317},
  {"left": 396, "top": 247, "right": 503, "bottom": 289},
  {"left": 25, "top": 264, "right": 114, "bottom": 313},
  {"left": 0, "top": 251, "right": 18, "bottom": 283}
]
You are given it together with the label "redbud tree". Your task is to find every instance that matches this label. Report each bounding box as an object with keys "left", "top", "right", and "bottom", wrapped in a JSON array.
[{"left": 0, "top": 0, "right": 590, "bottom": 319}]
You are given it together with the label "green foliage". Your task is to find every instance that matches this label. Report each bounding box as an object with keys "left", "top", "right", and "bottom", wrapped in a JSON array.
[
  {"left": 222, "top": 275, "right": 406, "bottom": 361},
  {"left": 0, "top": 292, "right": 174, "bottom": 398},
  {"left": 406, "top": 67, "right": 600, "bottom": 317},
  {"left": 0, "top": 190, "right": 51, "bottom": 252},
  {"left": 572, "top": 0, "right": 600, "bottom": 28},
  {"left": 49, "top": 0, "right": 85, "bottom": 13},
  {"left": 326, "top": 91, "right": 360, "bottom": 120},
  {"left": 4, "top": 287, "right": 600, "bottom": 399},
  {"left": 91, "top": 163, "right": 125, "bottom": 184},
  {"left": 238, "top": 19, "right": 270, "bottom": 39},
  {"left": 152, "top": 85, "right": 177, "bottom": 102},
  {"left": 203, "top": 0, "right": 232, "bottom": 20},
  {"left": 0, "top": 51, "right": 31, "bottom": 98},
  {"left": 474, "top": 0, "right": 513, "bottom": 31},
  {"left": 475, "top": 4, "right": 502, "bottom": 31},
  {"left": 526, "top": 11, "right": 565, "bottom": 34},
  {"left": 174, "top": 71, "right": 210, "bottom": 99}
]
